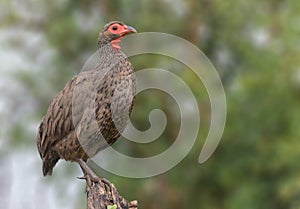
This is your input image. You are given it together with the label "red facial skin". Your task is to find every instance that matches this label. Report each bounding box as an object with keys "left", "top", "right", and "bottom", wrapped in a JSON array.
[{"left": 108, "top": 23, "right": 136, "bottom": 49}]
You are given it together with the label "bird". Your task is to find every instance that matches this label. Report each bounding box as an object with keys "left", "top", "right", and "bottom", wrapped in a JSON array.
[{"left": 36, "top": 21, "right": 137, "bottom": 177}]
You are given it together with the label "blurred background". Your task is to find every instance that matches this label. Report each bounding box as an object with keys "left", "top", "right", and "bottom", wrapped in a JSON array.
[{"left": 1, "top": 0, "right": 300, "bottom": 208}]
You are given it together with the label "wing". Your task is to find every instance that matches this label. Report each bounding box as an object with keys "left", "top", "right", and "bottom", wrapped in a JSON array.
[
  {"left": 36, "top": 71, "right": 94, "bottom": 175},
  {"left": 36, "top": 77, "right": 75, "bottom": 175}
]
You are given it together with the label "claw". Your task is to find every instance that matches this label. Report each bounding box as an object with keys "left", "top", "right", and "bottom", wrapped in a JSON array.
[
  {"left": 76, "top": 158, "right": 100, "bottom": 185},
  {"left": 77, "top": 176, "right": 86, "bottom": 180},
  {"left": 100, "top": 177, "right": 111, "bottom": 185}
]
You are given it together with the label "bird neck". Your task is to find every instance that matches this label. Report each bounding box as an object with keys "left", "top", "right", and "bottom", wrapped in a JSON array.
[
  {"left": 98, "top": 42, "right": 120, "bottom": 54},
  {"left": 98, "top": 34, "right": 122, "bottom": 51},
  {"left": 110, "top": 38, "right": 121, "bottom": 50},
  {"left": 97, "top": 43, "right": 127, "bottom": 70}
]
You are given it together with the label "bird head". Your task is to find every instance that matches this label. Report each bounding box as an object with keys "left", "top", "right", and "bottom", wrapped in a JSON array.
[{"left": 98, "top": 21, "right": 137, "bottom": 50}]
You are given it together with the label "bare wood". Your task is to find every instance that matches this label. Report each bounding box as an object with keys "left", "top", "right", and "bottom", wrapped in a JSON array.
[
  {"left": 79, "top": 163, "right": 138, "bottom": 209},
  {"left": 85, "top": 177, "right": 138, "bottom": 209}
]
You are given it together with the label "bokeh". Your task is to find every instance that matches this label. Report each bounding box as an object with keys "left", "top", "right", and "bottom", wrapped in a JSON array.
[{"left": 1, "top": 0, "right": 299, "bottom": 209}]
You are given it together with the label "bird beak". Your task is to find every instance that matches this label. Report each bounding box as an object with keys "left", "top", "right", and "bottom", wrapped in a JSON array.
[{"left": 125, "top": 25, "right": 137, "bottom": 33}]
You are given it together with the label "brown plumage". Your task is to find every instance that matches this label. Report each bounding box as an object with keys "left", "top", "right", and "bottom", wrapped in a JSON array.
[{"left": 37, "top": 21, "right": 137, "bottom": 176}]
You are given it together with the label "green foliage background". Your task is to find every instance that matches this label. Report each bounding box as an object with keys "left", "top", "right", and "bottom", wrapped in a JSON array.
[{"left": 1, "top": 0, "right": 300, "bottom": 208}]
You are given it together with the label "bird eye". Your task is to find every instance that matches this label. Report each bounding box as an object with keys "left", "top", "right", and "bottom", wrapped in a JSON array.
[{"left": 112, "top": 25, "right": 118, "bottom": 31}]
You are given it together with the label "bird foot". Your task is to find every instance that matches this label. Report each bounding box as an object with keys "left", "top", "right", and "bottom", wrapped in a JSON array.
[
  {"left": 100, "top": 177, "right": 111, "bottom": 185},
  {"left": 76, "top": 159, "right": 100, "bottom": 186}
]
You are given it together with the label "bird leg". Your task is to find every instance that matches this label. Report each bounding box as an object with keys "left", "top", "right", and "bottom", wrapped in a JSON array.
[{"left": 76, "top": 159, "right": 100, "bottom": 186}]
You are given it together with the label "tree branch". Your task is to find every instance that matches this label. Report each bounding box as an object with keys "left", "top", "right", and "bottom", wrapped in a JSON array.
[
  {"left": 78, "top": 163, "right": 138, "bottom": 209},
  {"left": 85, "top": 177, "right": 138, "bottom": 209}
]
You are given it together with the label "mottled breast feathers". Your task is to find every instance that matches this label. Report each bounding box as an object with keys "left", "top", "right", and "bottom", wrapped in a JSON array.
[{"left": 37, "top": 51, "right": 136, "bottom": 176}]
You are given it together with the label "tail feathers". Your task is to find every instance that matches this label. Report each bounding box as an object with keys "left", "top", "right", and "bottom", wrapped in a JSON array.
[{"left": 42, "top": 153, "right": 60, "bottom": 176}]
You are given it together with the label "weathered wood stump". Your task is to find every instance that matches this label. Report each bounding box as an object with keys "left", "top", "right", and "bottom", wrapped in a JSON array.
[
  {"left": 77, "top": 159, "right": 138, "bottom": 209},
  {"left": 85, "top": 177, "right": 138, "bottom": 209}
]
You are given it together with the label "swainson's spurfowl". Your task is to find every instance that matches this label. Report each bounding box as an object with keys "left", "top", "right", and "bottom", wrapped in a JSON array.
[{"left": 36, "top": 21, "right": 137, "bottom": 176}]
